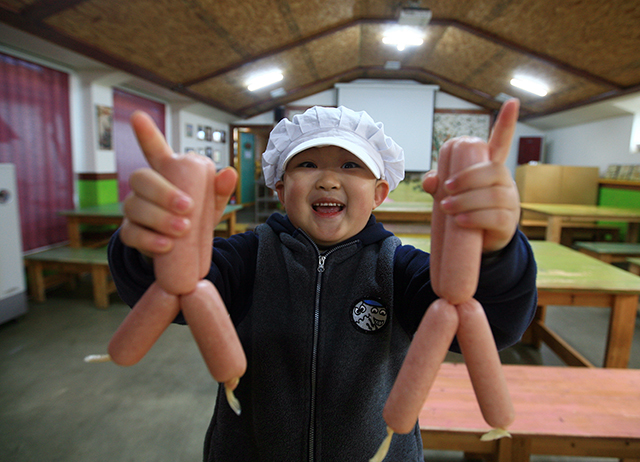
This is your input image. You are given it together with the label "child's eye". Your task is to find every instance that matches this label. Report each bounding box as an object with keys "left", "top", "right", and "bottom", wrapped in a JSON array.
[
  {"left": 298, "top": 161, "right": 317, "bottom": 168},
  {"left": 342, "top": 162, "right": 361, "bottom": 169}
]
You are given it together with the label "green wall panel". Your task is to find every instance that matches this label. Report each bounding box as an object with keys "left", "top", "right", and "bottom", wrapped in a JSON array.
[{"left": 598, "top": 187, "right": 640, "bottom": 242}]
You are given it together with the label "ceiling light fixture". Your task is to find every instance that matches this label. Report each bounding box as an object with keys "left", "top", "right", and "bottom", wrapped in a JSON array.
[
  {"left": 398, "top": 7, "right": 432, "bottom": 27},
  {"left": 382, "top": 28, "right": 424, "bottom": 51},
  {"left": 247, "top": 71, "right": 283, "bottom": 92},
  {"left": 510, "top": 77, "right": 549, "bottom": 97}
]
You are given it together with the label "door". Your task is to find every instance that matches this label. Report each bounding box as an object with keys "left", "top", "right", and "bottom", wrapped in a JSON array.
[{"left": 239, "top": 132, "right": 256, "bottom": 204}]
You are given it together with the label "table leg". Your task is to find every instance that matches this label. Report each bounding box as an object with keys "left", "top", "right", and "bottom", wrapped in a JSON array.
[
  {"left": 228, "top": 211, "right": 237, "bottom": 236},
  {"left": 521, "top": 305, "right": 546, "bottom": 347},
  {"left": 545, "top": 217, "right": 562, "bottom": 243},
  {"left": 497, "top": 436, "right": 531, "bottom": 462},
  {"left": 66, "top": 217, "right": 82, "bottom": 248},
  {"left": 604, "top": 294, "right": 638, "bottom": 368}
]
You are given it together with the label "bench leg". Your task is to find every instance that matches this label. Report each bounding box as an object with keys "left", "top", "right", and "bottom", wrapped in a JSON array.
[{"left": 91, "top": 265, "right": 109, "bottom": 309}]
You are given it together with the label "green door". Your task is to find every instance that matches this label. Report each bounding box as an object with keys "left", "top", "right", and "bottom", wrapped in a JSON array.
[{"left": 239, "top": 132, "right": 255, "bottom": 204}]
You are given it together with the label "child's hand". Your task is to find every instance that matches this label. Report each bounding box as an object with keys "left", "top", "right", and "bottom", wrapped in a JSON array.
[
  {"left": 119, "top": 111, "right": 237, "bottom": 257},
  {"left": 422, "top": 99, "right": 521, "bottom": 253}
]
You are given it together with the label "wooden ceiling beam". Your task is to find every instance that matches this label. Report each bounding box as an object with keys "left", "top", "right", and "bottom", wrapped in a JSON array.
[
  {"left": 21, "top": 0, "right": 89, "bottom": 22},
  {"left": 432, "top": 18, "right": 621, "bottom": 90}
]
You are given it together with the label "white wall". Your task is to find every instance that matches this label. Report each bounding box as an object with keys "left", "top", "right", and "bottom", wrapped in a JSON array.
[{"left": 543, "top": 114, "right": 635, "bottom": 174}]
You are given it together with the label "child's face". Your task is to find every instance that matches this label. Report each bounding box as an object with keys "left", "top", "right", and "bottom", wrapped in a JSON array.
[{"left": 275, "top": 146, "right": 389, "bottom": 248}]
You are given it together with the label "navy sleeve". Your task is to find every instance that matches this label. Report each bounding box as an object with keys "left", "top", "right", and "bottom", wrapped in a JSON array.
[
  {"left": 107, "top": 229, "right": 259, "bottom": 326},
  {"left": 393, "top": 230, "right": 537, "bottom": 351}
]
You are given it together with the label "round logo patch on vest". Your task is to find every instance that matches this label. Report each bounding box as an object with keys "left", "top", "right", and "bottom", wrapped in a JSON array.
[{"left": 351, "top": 299, "right": 388, "bottom": 333}]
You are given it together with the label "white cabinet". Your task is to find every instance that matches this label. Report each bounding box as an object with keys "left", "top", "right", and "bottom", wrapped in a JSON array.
[{"left": 0, "top": 164, "right": 27, "bottom": 323}]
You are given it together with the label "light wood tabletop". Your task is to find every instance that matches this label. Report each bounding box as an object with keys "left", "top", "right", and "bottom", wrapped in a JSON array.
[
  {"left": 519, "top": 202, "right": 640, "bottom": 243},
  {"left": 373, "top": 200, "right": 433, "bottom": 223},
  {"left": 59, "top": 203, "right": 243, "bottom": 247},
  {"left": 397, "top": 236, "right": 640, "bottom": 368}
]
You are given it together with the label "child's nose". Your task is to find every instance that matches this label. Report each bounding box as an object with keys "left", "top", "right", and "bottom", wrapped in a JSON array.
[{"left": 316, "top": 170, "right": 340, "bottom": 190}]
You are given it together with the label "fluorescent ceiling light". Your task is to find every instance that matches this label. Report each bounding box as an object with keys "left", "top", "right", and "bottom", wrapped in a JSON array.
[
  {"left": 510, "top": 77, "right": 548, "bottom": 97},
  {"left": 382, "top": 28, "right": 424, "bottom": 51},
  {"left": 247, "top": 71, "right": 283, "bottom": 91}
]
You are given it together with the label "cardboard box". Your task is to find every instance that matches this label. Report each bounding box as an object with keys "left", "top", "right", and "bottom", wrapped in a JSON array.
[{"left": 516, "top": 164, "right": 600, "bottom": 221}]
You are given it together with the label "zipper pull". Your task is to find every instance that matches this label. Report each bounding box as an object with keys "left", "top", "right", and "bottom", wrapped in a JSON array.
[{"left": 317, "top": 255, "right": 326, "bottom": 273}]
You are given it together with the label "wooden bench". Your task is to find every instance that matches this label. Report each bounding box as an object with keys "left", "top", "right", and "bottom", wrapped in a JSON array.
[
  {"left": 24, "top": 246, "right": 116, "bottom": 309},
  {"left": 574, "top": 241, "right": 640, "bottom": 264},
  {"left": 519, "top": 218, "right": 620, "bottom": 246},
  {"left": 420, "top": 362, "right": 640, "bottom": 462}
]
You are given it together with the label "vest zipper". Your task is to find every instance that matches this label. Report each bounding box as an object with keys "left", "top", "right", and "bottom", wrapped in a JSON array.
[{"left": 306, "top": 237, "right": 357, "bottom": 462}]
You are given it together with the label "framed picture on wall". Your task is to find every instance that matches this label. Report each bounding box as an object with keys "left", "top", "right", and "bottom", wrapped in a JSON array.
[
  {"left": 96, "top": 105, "right": 113, "bottom": 149},
  {"left": 186, "top": 124, "right": 193, "bottom": 137},
  {"left": 431, "top": 109, "right": 491, "bottom": 170},
  {"left": 205, "top": 147, "right": 213, "bottom": 159},
  {"left": 213, "top": 130, "right": 226, "bottom": 143},
  {"left": 205, "top": 126, "right": 213, "bottom": 142}
]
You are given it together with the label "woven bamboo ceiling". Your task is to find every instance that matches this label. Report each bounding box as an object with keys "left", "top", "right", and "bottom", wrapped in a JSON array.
[{"left": 1, "top": 0, "right": 638, "bottom": 120}]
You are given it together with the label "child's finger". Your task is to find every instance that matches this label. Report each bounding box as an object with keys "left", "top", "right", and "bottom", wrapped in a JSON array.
[
  {"left": 119, "top": 218, "right": 173, "bottom": 255},
  {"left": 130, "top": 111, "right": 175, "bottom": 172},
  {"left": 421, "top": 170, "right": 438, "bottom": 196},
  {"left": 122, "top": 194, "right": 191, "bottom": 239},
  {"left": 440, "top": 185, "right": 517, "bottom": 216},
  {"left": 211, "top": 167, "right": 238, "bottom": 224},
  {"left": 129, "top": 168, "right": 193, "bottom": 215},
  {"left": 487, "top": 99, "right": 520, "bottom": 164}
]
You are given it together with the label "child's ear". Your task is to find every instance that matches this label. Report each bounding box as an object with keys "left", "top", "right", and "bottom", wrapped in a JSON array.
[
  {"left": 372, "top": 179, "right": 390, "bottom": 209},
  {"left": 275, "top": 180, "right": 285, "bottom": 205}
]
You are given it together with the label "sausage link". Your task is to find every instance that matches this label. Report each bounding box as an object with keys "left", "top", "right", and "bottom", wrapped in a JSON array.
[
  {"left": 382, "top": 299, "right": 459, "bottom": 434},
  {"left": 154, "top": 153, "right": 211, "bottom": 294},
  {"left": 108, "top": 282, "right": 180, "bottom": 366},
  {"left": 180, "top": 279, "right": 247, "bottom": 384},
  {"left": 456, "top": 298, "right": 515, "bottom": 429},
  {"left": 199, "top": 162, "right": 217, "bottom": 279},
  {"left": 430, "top": 139, "right": 489, "bottom": 304}
]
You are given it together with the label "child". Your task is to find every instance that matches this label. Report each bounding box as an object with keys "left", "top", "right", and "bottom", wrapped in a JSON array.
[{"left": 108, "top": 102, "right": 537, "bottom": 461}]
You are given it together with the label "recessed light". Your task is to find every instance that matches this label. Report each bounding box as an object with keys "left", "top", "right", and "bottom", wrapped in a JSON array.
[
  {"left": 247, "top": 71, "right": 284, "bottom": 92},
  {"left": 382, "top": 28, "right": 424, "bottom": 51}
]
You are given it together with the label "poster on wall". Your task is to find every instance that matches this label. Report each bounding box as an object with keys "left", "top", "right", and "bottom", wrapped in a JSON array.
[
  {"left": 431, "top": 109, "right": 491, "bottom": 170},
  {"left": 96, "top": 105, "right": 113, "bottom": 149}
]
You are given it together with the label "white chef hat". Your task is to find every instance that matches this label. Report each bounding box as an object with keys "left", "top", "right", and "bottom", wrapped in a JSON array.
[{"left": 261, "top": 106, "right": 405, "bottom": 190}]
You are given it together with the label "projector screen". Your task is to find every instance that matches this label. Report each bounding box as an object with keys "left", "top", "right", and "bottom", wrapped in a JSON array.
[{"left": 336, "top": 82, "right": 438, "bottom": 172}]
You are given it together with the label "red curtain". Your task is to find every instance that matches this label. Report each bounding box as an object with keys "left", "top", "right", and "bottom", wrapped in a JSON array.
[
  {"left": 113, "top": 89, "right": 165, "bottom": 200},
  {"left": 0, "top": 52, "right": 73, "bottom": 251}
]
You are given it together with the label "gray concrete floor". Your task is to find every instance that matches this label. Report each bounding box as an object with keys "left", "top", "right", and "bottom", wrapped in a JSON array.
[{"left": 1, "top": 274, "right": 638, "bottom": 461}]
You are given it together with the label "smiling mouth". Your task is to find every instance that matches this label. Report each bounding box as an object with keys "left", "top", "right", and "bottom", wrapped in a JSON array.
[{"left": 312, "top": 202, "right": 345, "bottom": 214}]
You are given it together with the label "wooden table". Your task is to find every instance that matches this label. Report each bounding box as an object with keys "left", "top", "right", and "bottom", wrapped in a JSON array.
[
  {"left": 420, "top": 362, "right": 640, "bottom": 462},
  {"left": 520, "top": 202, "right": 640, "bottom": 244},
  {"left": 59, "top": 203, "right": 243, "bottom": 247},
  {"left": 373, "top": 200, "right": 432, "bottom": 223},
  {"left": 397, "top": 236, "right": 640, "bottom": 368},
  {"left": 628, "top": 257, "right": 640, "bottom": 276}
]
